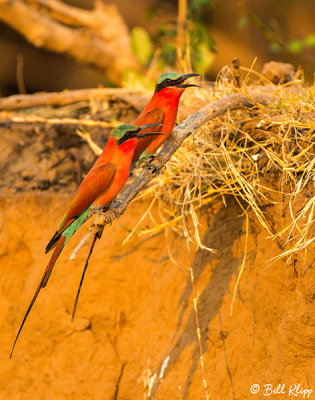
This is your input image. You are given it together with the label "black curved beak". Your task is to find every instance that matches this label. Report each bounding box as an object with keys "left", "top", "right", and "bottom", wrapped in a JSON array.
[
  {"left": 137, "top": 132, "right": 165, "bottom": 140},
  {"left": 118, "top": 124, "right": 164, "bottom": 145},
  {"left": 137, "top": 123, "right": 164, "bottom": 139},
  {"left": 177, "top": 73, "right": 200, "bottom": 88},
  {"left": 139, "top": 123, "right": 163, "bottom": 131}
]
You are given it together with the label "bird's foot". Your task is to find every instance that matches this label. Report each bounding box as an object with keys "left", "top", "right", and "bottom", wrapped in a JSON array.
[
  {"left": 92, "top": 208, "right": 120, "bottom": 226},
  {"left": 143, "top": 156, "right": 164, "bottom": 176}
]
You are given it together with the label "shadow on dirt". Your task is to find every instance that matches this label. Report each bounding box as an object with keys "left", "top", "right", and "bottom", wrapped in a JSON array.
[{"left": 151, "top": 196, "right": 244, "bottom": 399}]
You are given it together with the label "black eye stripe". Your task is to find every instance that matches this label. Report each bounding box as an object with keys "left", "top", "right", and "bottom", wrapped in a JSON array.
[
  {"left": 156, "top": 78, "right": 181, "bottom": 92},
  {"left": 117, "top": 129, "right": 139, "bottom": 145}
]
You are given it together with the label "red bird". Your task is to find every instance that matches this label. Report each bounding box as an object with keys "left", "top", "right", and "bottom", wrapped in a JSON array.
[
  {"left": 10, "top": 123, "right": 163, "bottom": 357},
  {"left": 132, "top": 72, "right": 200, "bottom": 167}
]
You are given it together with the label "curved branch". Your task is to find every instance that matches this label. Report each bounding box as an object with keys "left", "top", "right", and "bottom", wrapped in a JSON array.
[
  {"left": 0, "top": 0, "right": 140, "bottom": 84},
  {"left": 70, "top": 92, "right": 275, "bottom": 258}
]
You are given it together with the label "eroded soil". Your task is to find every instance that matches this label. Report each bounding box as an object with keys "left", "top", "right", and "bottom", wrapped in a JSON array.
[{"left": 0, "top": 193, "right": 314, "bottom": 399}]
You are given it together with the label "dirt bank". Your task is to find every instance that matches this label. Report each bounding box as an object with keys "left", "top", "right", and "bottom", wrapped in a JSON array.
[{"left": 0, "top": 192, "right": 313, "bottom": 399}]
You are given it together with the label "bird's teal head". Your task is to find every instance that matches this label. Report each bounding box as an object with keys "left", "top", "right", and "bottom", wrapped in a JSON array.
[
  {"left": 155, "top": 72, "right": 200, "bottom": 93},
  {"left": 111, "top": 124, "right": 164, "bottom": 145}
]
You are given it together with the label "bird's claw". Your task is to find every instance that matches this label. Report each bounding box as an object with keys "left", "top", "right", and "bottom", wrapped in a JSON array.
[
  {"left": 108, "top": 208, "right": 120, "bottom": 221},
  {"left": 91, "top": 208, "right": 119, "bottom": 225},
  {"left": 143, "top": 156, "right": 164, "bottom": 176}
]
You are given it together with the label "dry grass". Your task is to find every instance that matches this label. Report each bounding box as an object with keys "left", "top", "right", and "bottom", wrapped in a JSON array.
[
  {"left": 129, "top": 64, "right": 314, "bottom": 399},
  {"left": 134, "top": 65, "right": 314, "bottom": 267}
]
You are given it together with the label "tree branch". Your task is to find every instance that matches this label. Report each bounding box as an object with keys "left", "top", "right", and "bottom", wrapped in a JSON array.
[
  {"left": 0, "top": 87, "right": 149, "bottom": 111},
  {"left": 0, "top": 0, "right": 140, "bottom": 84},
  {"left": 70, "top": 92, "right": 275, "bottom": 259}
]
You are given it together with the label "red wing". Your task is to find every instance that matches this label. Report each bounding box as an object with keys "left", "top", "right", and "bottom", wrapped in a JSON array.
[
  {"left": 133, "top": 108, "right": 165, "bottom": 162},
  {"left": 59, "top": 162, "right": 116, "bottom": 231},
  {"left": 135, "top": 107, "right": 165, "bottom": 127}
]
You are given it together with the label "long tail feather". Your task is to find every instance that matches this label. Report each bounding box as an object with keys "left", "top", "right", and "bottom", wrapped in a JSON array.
[
  {"left": 45, "top": 218, "right": 75, "bottom": 254},
  {"left": 71, "top": 228, "right": 103, "bottom": 321},
  {"left": 42, "top": 236, "right": 66, "bottom": 288},
  {"left": 10, "top": 236, "right": 66, "bottom": 358}
]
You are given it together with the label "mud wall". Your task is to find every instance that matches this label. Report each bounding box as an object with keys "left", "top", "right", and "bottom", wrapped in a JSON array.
[{"left": 0, "top": 193, "right": 314, "bottom": 399}]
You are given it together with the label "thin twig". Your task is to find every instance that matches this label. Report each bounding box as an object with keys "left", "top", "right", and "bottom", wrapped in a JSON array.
[
  {"left": 0, "top": 115, "right": 120, "bottom": 128},
  {"left": 75, "top": 129, "right": 102, "bottom": 156},
  {"left": 16, "top": 54, "right": 27, "bottom": 94},
  {"left": 187, "top": 238, "right": 210, "bottom": 400},
  {"left": 176, "top": 0, "right": 187, "bottom": 68},
  {"left": 231, "top": 213, "right": 249, "bottom": 315}
]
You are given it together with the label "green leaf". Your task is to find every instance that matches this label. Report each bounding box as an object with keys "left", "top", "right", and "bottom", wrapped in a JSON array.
[
  {"left": 131, "top": 27, "right": 153, "bottom": 65},
  {"left": 192, "top": 22, "right": 216, "bottom": 51},
  {"left": 189, "top": 0, "right": 212, "bottom": 18},
  {"left": 238, "top": 16, "right": 248, "bottom": 29},
  {"left": 156, "top": 22, "right": 177, "bottom": 39},
  {"left": 269, "top": 42, "right": 281, "bottom": 53},
  {"left": 287, "top": 39, "right": 303, "bottom": 53},
  {"left": 145, "top": 5, "right": 159, "bottom": 20},
  {"left": 193, "top": 43, "right": 215, "bottom": 74},
  {"left": 304, "top": 33, "right": 315, "bottom": 47},
  {"left": 161, "top": 43, "right": 176, "bottom": 66}
]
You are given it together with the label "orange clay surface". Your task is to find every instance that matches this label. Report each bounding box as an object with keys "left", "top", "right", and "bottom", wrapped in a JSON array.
[{"left": 0, "top": 193, "right": 314, "bottom": 399}]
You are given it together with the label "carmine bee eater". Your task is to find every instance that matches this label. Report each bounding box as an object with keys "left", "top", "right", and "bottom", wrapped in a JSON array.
[
  {"left": 10, "top": 123, "right": 163, "bottom": 357},
  {"left": 132, "top": 72, "right": 200, "bottom": 168}
]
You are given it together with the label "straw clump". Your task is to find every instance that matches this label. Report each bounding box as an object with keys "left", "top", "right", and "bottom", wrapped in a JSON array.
[{"left": 138, "top": 63, "right": 314, "bottom": 264}]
